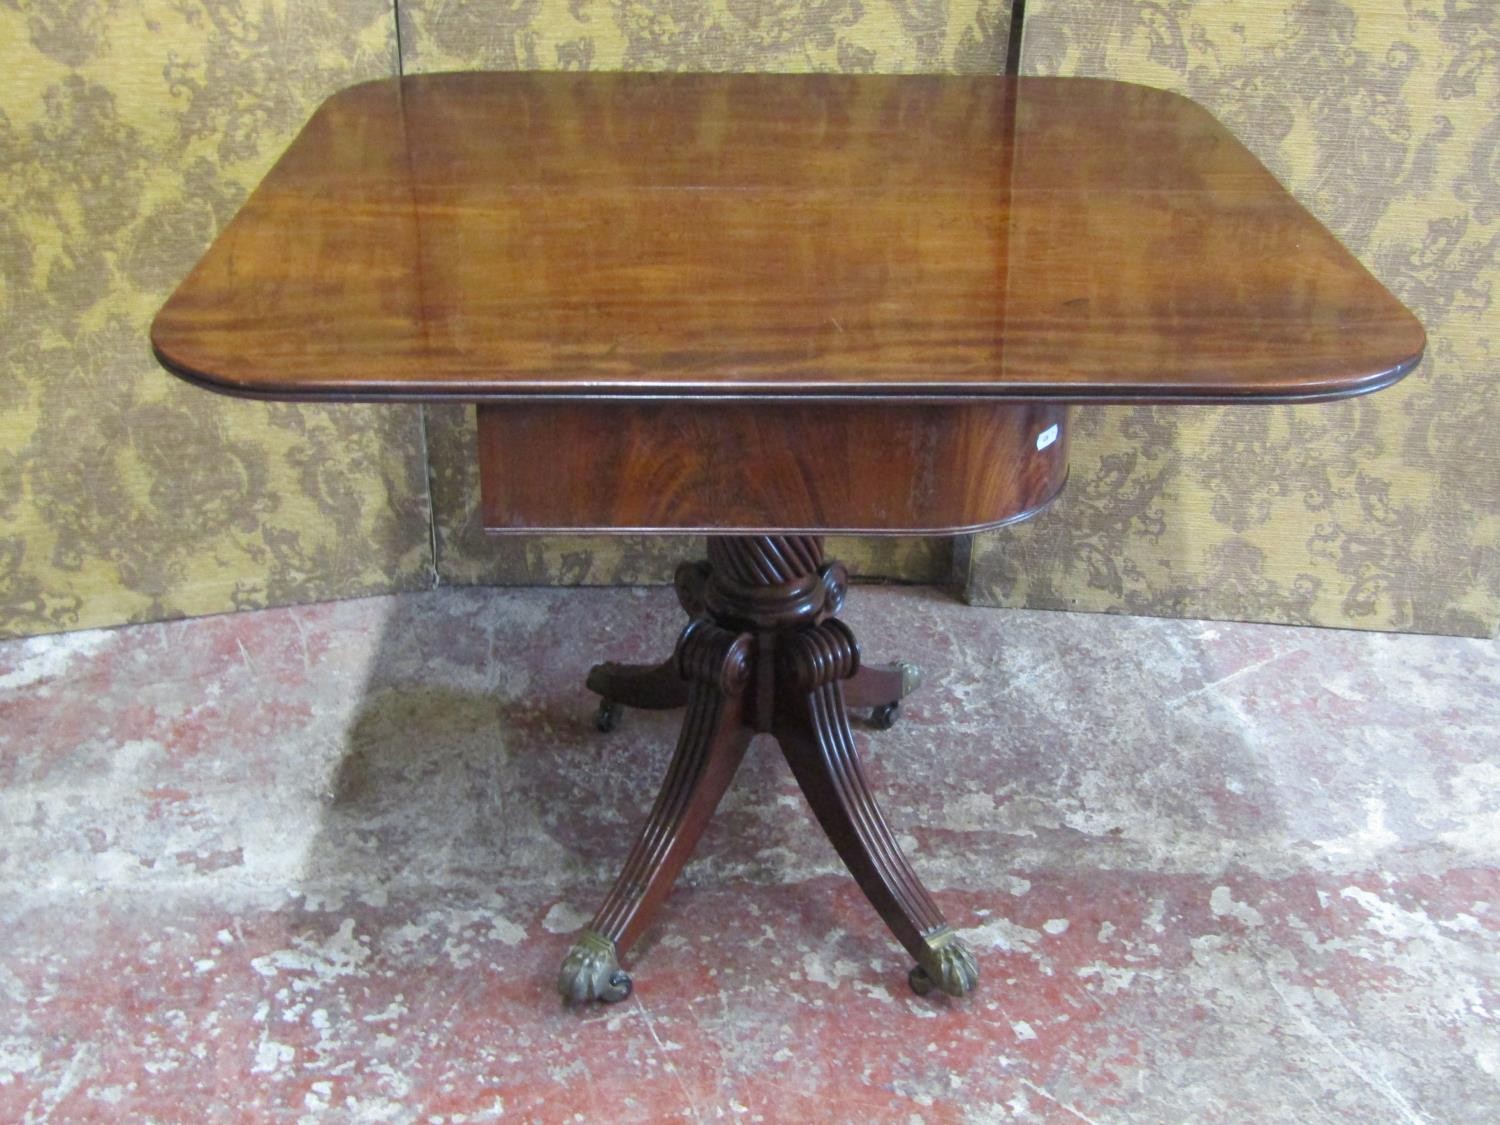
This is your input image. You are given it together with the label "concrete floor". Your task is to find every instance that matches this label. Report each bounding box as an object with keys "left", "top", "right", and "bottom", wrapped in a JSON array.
[{"left": 1, "top": 584, "right": 1497, "bottom": 1122}]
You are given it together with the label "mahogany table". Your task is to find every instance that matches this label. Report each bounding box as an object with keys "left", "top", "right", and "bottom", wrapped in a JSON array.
[{"left": 152, "top": 72, "right": 1424, "bottom": 1004}]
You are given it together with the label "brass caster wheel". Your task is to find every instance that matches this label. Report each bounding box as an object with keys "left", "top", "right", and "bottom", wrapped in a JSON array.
[
  {"left": 871, "top": 701, "right": 901, "bottom": 730},
  {"left": 594, "top": 700, "right": 622, "bottom": 733},
  {"left": 909, "top": 964, "right": 935, "bottom": 996},
  {"left": 601, "top": 970, "right": 633, "bottom": 1002}
]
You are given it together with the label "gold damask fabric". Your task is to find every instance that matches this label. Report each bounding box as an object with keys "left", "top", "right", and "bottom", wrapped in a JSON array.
[
  {"left": 962, "top": 0, "right": 1500, "bottom": 638},
  {"left": 403, "top": 0, "right": 1014, "bottom": 589},
  {"left": 0, "top": 0, "right": 1005, "bottom": 641},
  {"left": 8, "top": 1, "right": 1492, "bottom": 641},
  {"left": 0, "top": 1, "right": 433, "bottom": 641}
]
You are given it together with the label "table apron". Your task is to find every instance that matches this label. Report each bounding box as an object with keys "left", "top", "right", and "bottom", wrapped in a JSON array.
[{"left": 476, "top": 400, "right": 1070, "bottom": 536}]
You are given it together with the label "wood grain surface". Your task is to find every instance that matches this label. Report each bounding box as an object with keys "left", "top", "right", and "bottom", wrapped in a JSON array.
[
  {"left": 152, "top": 72, "right": 1424, "bottom": 404},
  {"left": 476, "top": 400, "right": 1069, "bottom": 533}
]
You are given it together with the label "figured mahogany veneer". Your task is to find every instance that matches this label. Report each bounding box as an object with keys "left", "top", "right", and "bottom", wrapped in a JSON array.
[
  {"left": 152, "top": 71, "right": 1424, "bottom": 405},
  {"left": 476, "top": 401, "right": 1069, "bottom": 533}
]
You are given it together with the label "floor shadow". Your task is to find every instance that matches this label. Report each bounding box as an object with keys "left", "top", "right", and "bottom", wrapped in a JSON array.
[
  {"left": 296, "top": 581, "right": 1290, "bottom": 1009},
  {"left": 296, "top": 583, "right": 812, "bottom": 1003}
]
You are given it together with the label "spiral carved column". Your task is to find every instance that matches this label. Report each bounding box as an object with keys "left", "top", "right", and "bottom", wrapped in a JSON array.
[{"left": 562, "top": 535, "right": 974, "bottom": 1003}]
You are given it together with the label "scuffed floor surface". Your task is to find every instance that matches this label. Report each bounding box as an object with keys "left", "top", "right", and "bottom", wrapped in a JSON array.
[{"left": 2, "top": 585, "right": 1497, "bottom": 1122}]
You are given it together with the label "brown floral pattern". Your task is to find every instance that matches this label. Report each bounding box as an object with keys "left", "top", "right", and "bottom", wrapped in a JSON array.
[
  {"left": 14, "top": 2, "right": 1486, "bottom": 640},
  {"left": 964, "top": 0, "right": 1500, "bottom": 638},
  {"left": 0, "top": 1, "right": 432, "bottom": 640},
  {"left": 400, "top": 0, "right": 1011, "bottom": 589}
]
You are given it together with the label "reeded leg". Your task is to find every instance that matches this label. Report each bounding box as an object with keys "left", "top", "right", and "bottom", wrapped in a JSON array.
[
  {"left": 560, "top": 622, "right": 755, "bottom": 1003},
  {"left": 586, "top": 657, "right": 689, "bottom": 731},
  {"left": 843, "top": 660, "right": 923, "bottom": 729},
  {"left": 591, "top": 655, "right": 917, "bottom": 730},
  {"left": 583, "top": 560, "right": 713, "bottom": 732},
  {"left": 567, "top": 536, "right": 978, "bottom": 1003},
  {"left": 773, "top": 624, "right": 977, "bottom": 998}
]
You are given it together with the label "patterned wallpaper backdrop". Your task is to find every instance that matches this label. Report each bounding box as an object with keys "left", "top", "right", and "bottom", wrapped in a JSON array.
[
  {"left": 0, "top": 1, "right": 432, "bottom": 642},
  {"left": 963, "top": 0, "right": 1500, "bottom": 638},
  {"left": 404, "top": 0, "right": 1017, "bottom": 590},
  {"left": 3, "top": 1, "right": 1495, "bottom": 642}
]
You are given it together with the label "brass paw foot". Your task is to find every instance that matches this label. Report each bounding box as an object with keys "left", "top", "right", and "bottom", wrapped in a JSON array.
[
  {"left": 894, "top": 660, "right": 923, "bottom": 698},
  {"left": 558, "top": 930, "right": 633, "bottom": 1003},
  {"left": 908, "top": 927, "right": 978, "bottom": 998}
]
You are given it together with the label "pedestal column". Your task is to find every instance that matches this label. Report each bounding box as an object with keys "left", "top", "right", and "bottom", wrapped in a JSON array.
[{"left": 560, "top": 536, "right": 977, "bottom": 1002}]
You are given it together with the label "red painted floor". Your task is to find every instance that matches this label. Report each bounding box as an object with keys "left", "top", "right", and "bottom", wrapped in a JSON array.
[{"left": 2, "top": 585, "right": 1497, "bottom": 1121}]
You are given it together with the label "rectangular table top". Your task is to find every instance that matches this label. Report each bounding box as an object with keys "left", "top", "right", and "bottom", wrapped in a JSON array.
[{"left": 151, "top": 71, "right": 1424, "bottom": 404}]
